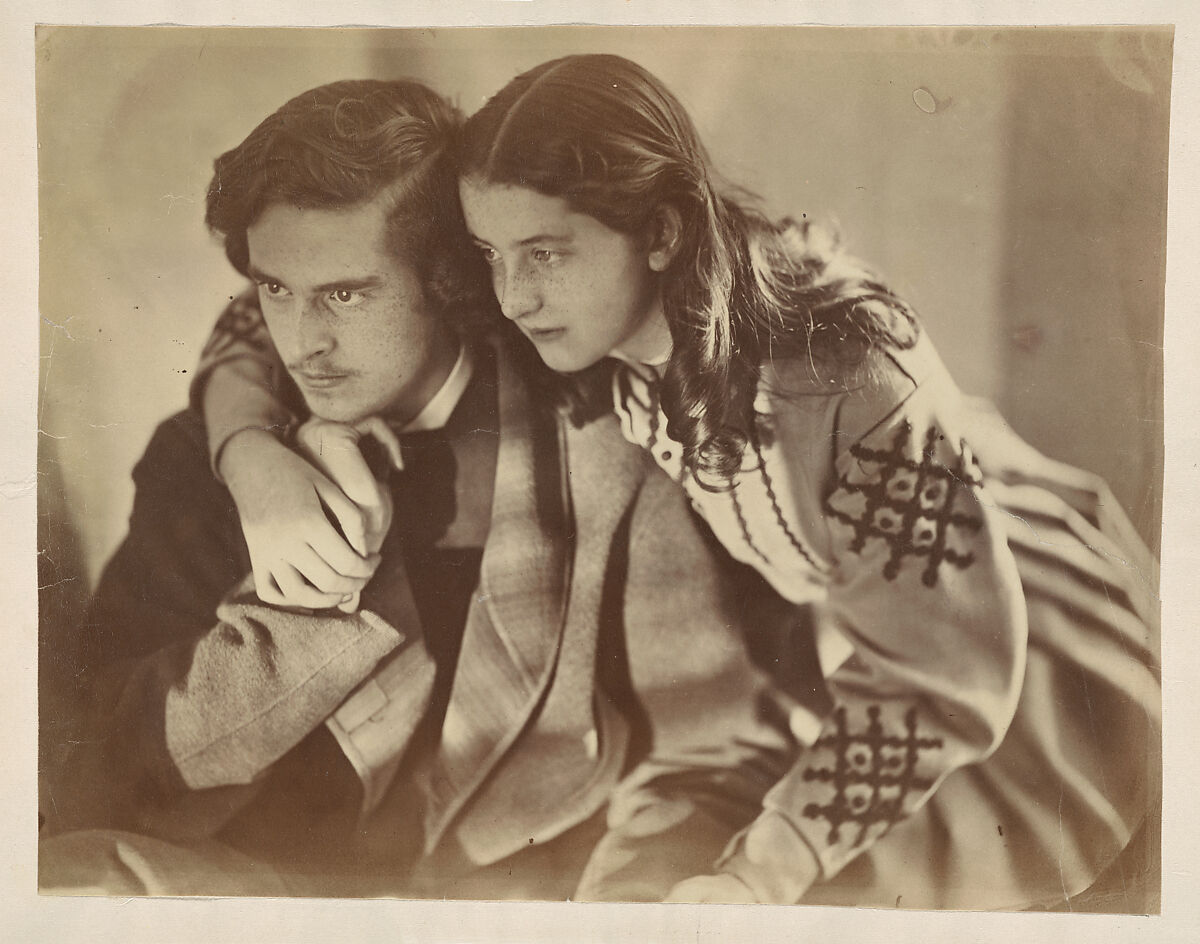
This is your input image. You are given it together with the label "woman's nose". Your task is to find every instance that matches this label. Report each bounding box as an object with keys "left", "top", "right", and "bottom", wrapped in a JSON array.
[{"left": 498, "top": 264, "right": 541, "bottom": 321}]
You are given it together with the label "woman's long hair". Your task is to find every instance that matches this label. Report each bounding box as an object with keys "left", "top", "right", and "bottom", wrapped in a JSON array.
[{"left": 459, "top": 54, "right": 919, "bottom": 485}]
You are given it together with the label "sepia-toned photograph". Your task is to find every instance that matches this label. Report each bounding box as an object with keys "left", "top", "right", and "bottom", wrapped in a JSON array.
[{"left": 34, "top": 23, "right": 1166, "bottom": 917}]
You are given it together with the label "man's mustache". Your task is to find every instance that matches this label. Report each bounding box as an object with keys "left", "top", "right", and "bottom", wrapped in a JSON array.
[{"left": 288, "top": 359, "right": 356, "bottom": 379}]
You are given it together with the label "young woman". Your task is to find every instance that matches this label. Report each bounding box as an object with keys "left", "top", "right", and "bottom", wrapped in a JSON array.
[{"left": 196, "top": 55, "right": 1160, "bottom": 909}]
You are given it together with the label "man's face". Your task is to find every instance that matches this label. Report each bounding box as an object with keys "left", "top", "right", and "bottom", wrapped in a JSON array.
[{"left": 246, "top": 197, "right": 454, "bottom": 425}]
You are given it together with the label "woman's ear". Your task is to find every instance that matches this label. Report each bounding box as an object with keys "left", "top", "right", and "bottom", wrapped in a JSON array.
[{"left": 647, "top": 204, "right": 683, "bottom": 272}]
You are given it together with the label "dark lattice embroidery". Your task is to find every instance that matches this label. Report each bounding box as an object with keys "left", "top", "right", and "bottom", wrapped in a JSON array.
[
  {"left": 826, "top": 421, "right": 983, "bottom": 587},
  {"left": 200, "top": 292, "right": 272, "bottom": 361},
  {"left": 802, "top": 705, "right": 943, "bottom": 848}
]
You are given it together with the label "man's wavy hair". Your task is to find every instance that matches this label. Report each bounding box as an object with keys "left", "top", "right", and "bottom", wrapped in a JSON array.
[
  {"left": 460, "top": 55, "right": 920, "bottom": 486},
  {"left": 206, "top": 78, "right": 493, "bottom": 329}
]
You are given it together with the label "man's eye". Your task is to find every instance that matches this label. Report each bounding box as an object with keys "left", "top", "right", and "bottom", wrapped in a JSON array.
[
  {"left": 478, "top": 246, "right": 500, "bottom": 264},
  {"left": 258, "top": 281, "right": 288, "bottom": 297},
  {"left": 532, "top": 249, "right": 561, "bottom": 264},
  {"left": 328, "top": 289, "right": 365, "bottom": 307}
]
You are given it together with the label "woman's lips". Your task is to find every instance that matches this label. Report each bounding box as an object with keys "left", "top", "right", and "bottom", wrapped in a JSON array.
[
  {"left": 525, "top": 326, "right": 565, "bottom": 341},
  {"left": 297, "top": 371, "right": 351, "bottom": 389}
]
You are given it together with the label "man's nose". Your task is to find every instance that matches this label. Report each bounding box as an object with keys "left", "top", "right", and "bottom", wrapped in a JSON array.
[
  {"left": 290, "top": 299, "right": 336, "bottom": 361},
  {"left": 498, "top": 263, "right": 541, "bottom": 321}
]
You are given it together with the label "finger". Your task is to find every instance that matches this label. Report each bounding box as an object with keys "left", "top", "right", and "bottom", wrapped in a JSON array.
[
  {"left": 361, "top": 488, "right": 393, "bottom": 553},
  {"left": 290, "top": 543, "right": 370, "bottom": 596},
  {"left": 337, "top": 591, "right": 362, "bottom": 614},
  {"left": 312, "top": 478, "right": 370, "bottom": 558},
  {"left": 297, "top": 424, "right": 372, "bottom": 497},
  {"left": 296, "top": 420, "right": 359, "bottom": 463},
  {"left": 356, "top": 416, "right": 405, "bottom": 471},
  {"left": 307, "top": 522, "right": 380, "bottom": 580},
  {"left": 302, "top": 431, "right": 381, "bottom": 510},
  {"left": 272, "top": 563, "right": 349, "bottom": 610},
  {"left": 253, "top": 570, "right": 288, "bottom": 606},
  {"left": 301, "top": 432, "right": 390, "bottom": 540}
]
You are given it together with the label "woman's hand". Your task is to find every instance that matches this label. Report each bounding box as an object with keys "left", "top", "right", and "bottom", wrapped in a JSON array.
[
  {"left": 219, "top": 427, "right": 386, "bottom": 611},
  {"left": 293, "top": 416, "right": 405, "bottom": 612},
  {"left": 662, "top": 873, "right": 760, "bottom": 904}
]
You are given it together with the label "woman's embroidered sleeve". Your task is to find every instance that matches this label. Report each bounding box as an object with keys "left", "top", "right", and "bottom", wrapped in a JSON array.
[
  {"left": 715, "top": 381, "right": 1028, "bottom": 901},
  {"left": 188, "top": 288, "right": 296, "bottom": 476}
]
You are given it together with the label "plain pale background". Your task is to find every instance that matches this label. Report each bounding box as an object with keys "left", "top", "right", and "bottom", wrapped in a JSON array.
[{"left": 6, "top": 3, "right": 1198, "bottom": 943}]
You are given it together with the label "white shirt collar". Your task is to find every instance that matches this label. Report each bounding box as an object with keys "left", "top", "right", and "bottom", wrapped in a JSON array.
[{"left": 400, "top": 342, "right": 474, "bottom": 433}]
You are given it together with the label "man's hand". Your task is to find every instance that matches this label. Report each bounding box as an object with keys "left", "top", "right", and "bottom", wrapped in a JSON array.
[{"left": 219, "top": 428, "right": 383, "bottom": 611}]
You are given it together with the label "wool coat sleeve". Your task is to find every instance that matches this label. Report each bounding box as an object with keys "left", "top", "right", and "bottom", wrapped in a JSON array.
[
  {"left": 43, "top": 410, "right": 408, "bottom": 840},
  {"left": 710, "top": 357, "right": 1028, "bottom": 902}
]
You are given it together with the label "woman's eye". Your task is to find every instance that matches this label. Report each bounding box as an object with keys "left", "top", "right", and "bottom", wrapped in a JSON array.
[{"left": 328, "top": 289, "right": 365, "bottom": 307}]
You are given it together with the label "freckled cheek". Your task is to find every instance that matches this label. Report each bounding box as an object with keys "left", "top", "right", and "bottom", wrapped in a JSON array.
[
  {"left": 372, "top": 324, "right": 410, "bottom": 363},
  {"left": 337, "top": 311, "right": 391, "bottom": 363},
  {"left": 537, "top": 272, "right": 570, "bottom": 313}
]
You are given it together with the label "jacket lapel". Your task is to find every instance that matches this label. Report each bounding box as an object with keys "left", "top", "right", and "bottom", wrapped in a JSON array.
[
  {"left": 420, "top": 337, "right": 572, "bottom": 848},
  {"left": 447, "top": 407, "right": 649, "bottom": 865}
]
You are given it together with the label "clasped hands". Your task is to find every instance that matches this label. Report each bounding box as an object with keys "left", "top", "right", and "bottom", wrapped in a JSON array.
[{"left": 220, "top": 416, "right": 403, "bottom": 613}]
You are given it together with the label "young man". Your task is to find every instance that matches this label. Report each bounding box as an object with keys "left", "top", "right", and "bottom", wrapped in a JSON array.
[{"left": 40, "top": 79, "right": 821, "bottom": 900}]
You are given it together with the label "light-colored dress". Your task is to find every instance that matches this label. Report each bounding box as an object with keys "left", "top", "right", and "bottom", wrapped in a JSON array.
[{"left": 602, "top": 332, "right": 1160, "bottom": 909}]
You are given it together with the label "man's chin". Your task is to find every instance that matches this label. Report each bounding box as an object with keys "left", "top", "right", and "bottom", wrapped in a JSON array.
[{"left": 301, "top": 395, "right": 370, "bottom": 427}]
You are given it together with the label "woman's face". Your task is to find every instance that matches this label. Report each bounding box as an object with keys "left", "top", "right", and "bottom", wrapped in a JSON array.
[{"left": 458, "top": 179, "right": 672, "bottom": 372}]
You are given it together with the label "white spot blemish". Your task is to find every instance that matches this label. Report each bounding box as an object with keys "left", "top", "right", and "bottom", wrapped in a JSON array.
[{"left": 913, "top": 87, "right": 938, "bottom": 114}]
